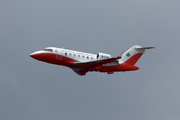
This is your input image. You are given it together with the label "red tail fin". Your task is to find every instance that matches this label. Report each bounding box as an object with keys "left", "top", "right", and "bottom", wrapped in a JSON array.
[
  {"left": 121, "top": 45, "right": 154, "bottom": 65},
  {"left": 124, "top": 53, "right": 143, "bottom": 65}
]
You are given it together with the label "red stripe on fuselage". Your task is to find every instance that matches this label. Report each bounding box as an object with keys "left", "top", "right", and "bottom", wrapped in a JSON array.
[{"left": 40, "top": 53, "right": 139, "bottom": 72}]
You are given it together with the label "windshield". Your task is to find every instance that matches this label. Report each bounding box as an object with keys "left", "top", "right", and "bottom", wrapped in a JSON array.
[{"left": 43, "top": 49, "right": 53, "bottom": 52}]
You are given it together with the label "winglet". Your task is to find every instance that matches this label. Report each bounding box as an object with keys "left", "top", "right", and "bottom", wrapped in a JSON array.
[
  {"left": 72, "top": 69, "right": 87, "bottom": 76},
  {"left": 116, "top": 56, "right": 121, "bottom": 59}
]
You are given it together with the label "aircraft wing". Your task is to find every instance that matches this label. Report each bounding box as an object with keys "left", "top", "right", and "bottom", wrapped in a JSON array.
[
  {"left": 70, "top": 56, "right": 121, "bottom": 70},
  {"left": 70, "top": 56, "right": 121, "bottom": 76}
]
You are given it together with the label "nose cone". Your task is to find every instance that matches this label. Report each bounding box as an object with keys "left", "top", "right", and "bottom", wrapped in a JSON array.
[{"left": 30, "top": 52, "right": 43, "bottom": 61}]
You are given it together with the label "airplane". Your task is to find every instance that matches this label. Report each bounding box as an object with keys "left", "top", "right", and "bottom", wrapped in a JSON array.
[{"left": 30, "top": 45, "right": 154, "bottom": 76}]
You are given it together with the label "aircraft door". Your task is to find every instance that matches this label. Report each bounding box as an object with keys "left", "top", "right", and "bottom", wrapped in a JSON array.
[{"left": 56, "top": 48, "right": 63, "bottom": 60}]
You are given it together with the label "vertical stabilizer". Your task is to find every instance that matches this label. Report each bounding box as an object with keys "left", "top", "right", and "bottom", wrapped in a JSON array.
[{"left": 120, "top": 45, "right": 154, "bottom": 65}]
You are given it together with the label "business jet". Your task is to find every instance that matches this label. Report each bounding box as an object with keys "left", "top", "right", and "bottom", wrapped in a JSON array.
[{"left": 30, "top": 45, "right": 154, "bottom": 76}]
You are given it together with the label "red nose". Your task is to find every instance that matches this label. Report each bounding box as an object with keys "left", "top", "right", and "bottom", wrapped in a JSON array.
[{"left": 30, "top": 53, "right": 42, "bottom": 61}]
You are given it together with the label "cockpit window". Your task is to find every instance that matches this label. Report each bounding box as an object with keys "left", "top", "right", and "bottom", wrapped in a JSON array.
[{"left": 44, "top": 49, "right": 53, "bottom": 52}]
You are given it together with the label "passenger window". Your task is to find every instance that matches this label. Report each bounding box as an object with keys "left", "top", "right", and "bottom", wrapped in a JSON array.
[
  {"left": 65, "top": 53, "right": 67, "bottom": 56},
  {"left": 74, "top": 54, "right": 76, "bottom": 57},
  {"left": 78, "top": 55, "right": 80, "bottom": 57},
  {"left": 87, "top": 56, "right": 89, "bottom": 59},
  {"left": 82, "top": 56, "right": 84, "bottom": 58},
  {"left": 91, "top": 57, "right": 93, "bottom": 60}
]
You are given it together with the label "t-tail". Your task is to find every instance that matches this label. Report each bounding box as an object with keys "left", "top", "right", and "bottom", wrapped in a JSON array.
[{"left": 120, "top": 45, "right": 155, "bottom": 65}]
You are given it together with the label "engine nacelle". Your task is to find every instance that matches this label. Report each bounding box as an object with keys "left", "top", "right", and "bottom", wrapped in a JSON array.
[{"left": 97, "top": 52, "right": 112, "bottom": 60}]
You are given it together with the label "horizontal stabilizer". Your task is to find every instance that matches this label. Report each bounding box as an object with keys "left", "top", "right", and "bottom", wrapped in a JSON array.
[{"left": 135, "top": 47, "right": 155, "bottom": 50}]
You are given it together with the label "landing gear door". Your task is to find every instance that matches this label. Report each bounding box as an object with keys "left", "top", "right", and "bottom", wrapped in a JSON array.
[{"left": 56, "top": 48, "right": 63, "bottom": 60}]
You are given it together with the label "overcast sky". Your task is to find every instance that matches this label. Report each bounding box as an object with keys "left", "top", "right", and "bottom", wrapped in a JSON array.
[{"left": 1, "top": 0, "right": 180, "bottom": 120}]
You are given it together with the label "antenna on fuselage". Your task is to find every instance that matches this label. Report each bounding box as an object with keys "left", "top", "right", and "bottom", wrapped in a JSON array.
[{"left": 118, "top": 51, "right": 124, "bottom": 57}]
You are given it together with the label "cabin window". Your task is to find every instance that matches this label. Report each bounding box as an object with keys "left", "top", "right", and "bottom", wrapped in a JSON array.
[
  {"left": 82, "top": 56, "right": 84, "bottom": 58},
  {"left": 69, "top": 53, "right": 71, "bottom": 56},
  {"left": 74, "top": 54, "right": 76, "bottom": 57},
  {"left": 65, "top": 52, "right": 67, "bottom": 56},
  {"left": 87, "top": 56, "right": 89, "bottom": 59},
  {"left": 44, "top": 49, "right": 52, "bottom": 52},
  {"left": 78, "top": 55, "right": 80, "bottom": 57},
  {"left": 91, "top": 57, "right": 93, "bottom": 60}
]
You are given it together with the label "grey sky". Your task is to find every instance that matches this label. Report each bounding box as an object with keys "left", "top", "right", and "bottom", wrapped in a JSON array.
[{"left": 0, "top": 0, "right": 180, "bottom": 120}]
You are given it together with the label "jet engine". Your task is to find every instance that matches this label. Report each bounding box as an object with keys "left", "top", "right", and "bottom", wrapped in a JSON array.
[{"left": 97, "top": 52, "right": 112, "bottom": 60}]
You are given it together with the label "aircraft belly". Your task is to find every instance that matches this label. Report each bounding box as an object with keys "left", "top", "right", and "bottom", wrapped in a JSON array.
[{"left": 98, "top": 63, "right": 139, "bottom": 72}]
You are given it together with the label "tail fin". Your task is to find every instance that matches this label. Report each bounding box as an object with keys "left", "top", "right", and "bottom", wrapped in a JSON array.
[{"left": 120, "top": 45, "right": 154, "bottom": 65}]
